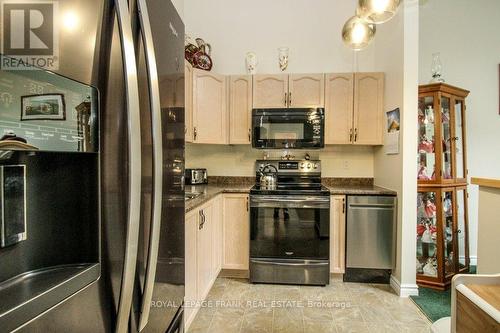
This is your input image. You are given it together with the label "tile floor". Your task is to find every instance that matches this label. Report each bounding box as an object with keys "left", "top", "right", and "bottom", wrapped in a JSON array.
[{"left": 187, "top": 276, "right": 431, "bottom": 333}]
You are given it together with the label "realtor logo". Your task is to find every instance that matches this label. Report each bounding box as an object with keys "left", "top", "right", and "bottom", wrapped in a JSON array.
[{"left": 1, "top": 1, "right": 59, "bottom": 70}]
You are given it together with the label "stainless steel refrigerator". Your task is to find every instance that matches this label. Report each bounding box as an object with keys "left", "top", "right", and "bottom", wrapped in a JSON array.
[{"left": 0, "top": 0, "right": 185, "bottom": 332}]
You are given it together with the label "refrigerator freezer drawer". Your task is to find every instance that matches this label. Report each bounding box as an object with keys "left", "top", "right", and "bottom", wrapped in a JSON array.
[{"left": 346, "top": 196, "right": 396, "bottom": 270}]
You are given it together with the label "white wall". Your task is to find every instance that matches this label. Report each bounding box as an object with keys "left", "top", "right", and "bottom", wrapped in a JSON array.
[
  {"left": 373, "top": 0, "right": 419, "bottom": 295},
  {"left": 184, "top": 0, "right": 375, "bottom": 74},
  {"left": 419, "top": 0, "right": 500, "bottom": 262},
  {"left": 171, "top": 0, "right": 184, "bottom": 22},
  {"left": 186, "top": 145, "right": 374, "bottom": 177}
]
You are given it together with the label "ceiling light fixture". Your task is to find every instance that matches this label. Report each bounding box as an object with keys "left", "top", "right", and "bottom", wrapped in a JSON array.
[
  {"left": 357, "top": 0, "right": 401, "bottom": 24},
  {"left": 341, "top": 15, "right": 376, "bottom": 51}
]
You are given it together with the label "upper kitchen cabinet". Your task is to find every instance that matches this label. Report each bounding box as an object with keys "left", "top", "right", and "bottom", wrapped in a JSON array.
[
  {"left": 229, "top": 75, "right": 253, "bottom": 144},
  {"left": 325, "top": 73, "right": 354, "bottom": 144},
  {"left": 288, "top": 74, "right": 325, "bottom": 108},
  {"left": 417, "top": 83, "right": 470, "bottom": 186},
  {"left": 252, "top": 74, "right": 288, "bottom": 108},
  {"left": 185, "top": 61, "right": 194, "bottom": 142},
  {"left": 192, "top": 69, "right": 228, "bottom": 144},
  {"left": 353, "top": 72, "right": 384, "bottom": 145},
  {"left": 325, "top": 72, "right": 384, "bottom": 145},
  {"left": 253, "top": 74, "right": 325, "bottom": 108}
]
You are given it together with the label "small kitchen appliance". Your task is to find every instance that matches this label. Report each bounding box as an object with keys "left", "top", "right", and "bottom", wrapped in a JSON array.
[{"left": 185, "top": 168, "right": 208, "bottom": 185}]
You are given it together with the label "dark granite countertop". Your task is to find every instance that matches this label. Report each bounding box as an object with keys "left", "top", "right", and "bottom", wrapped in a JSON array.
[
  {"left": 323, "top": 184, "right": 397, "bottom": 196},
  {"left": 185, "top": 177, "right": 396, "bottom": 213},
  {"left": 185, "top": 184, "right": 252, "bottom": 213}
]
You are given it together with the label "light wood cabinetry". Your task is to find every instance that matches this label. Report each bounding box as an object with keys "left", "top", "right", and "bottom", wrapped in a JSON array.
[
  {"left": 253, "top": 74, "right": 325, "bottom": 109},
  {"left": 330, "top": 195, "right": 346, "bottom": 274},
  {"left": 197, "top": 202, "right": 214, "bottom": 299},
  {"left": 288, "top": 74, "right": 325, "bottom": 108},
  {"left": 184, "top": 209, "right": 198, "bottom": 327},
  {"left": 252, "top": 74, "right": 288, "bottom": 108},
  {"left": 229, "top": 75, "right": 253, "bottom": 144},
  {"left": 325, "top": 74, "right": 354, "bottom": 144},
  {"left": 353, "top": 72, "right": 384, "bottom": 145},
  {"left": 185, "top": 61, "right": 194, "bottom": 142},
  {"left": 324, "top": 72, "right": 384, "bottom": 145},
  {"left": 184, "top": 196, "right": 223, "bottom": 329},
  {"left": 192, "top": 69, "right": 228, "bottom": 144},
  {"left": 222, "top": 194, "right": 250, "bottom": 270}
]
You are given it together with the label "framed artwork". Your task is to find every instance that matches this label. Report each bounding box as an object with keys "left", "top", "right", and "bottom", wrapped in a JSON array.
[{"left": 21, "top": 94, "right": 66, "bottom": 121}]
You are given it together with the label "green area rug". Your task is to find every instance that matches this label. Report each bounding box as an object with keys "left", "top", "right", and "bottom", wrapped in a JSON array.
[{"left": 410, "top": 266, "right": 476, "bottom": 322}]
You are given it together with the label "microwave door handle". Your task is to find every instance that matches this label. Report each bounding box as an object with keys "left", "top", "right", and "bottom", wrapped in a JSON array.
[
  {"left": 115, "top": 0, "right": 142, "bottom": 332},
  {"left": 137, "top": 0, "right": 164, "bottom": 330}
]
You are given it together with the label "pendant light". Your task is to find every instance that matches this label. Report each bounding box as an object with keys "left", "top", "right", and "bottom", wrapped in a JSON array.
[
  {"left": 341, "top": 15, "right": 376, "bottom": 51},
  {"left": 357, "top": 0, "right": 401, "bottom": 24}
]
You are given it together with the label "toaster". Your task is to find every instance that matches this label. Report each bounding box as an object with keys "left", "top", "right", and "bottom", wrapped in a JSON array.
[{"left": 185, "top": 168, "right": 208, "bottom": 185}]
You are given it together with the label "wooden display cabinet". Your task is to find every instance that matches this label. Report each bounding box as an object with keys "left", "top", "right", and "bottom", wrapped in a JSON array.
[{"left": 417, "top": 83, "right": 470, "bottom": 290}]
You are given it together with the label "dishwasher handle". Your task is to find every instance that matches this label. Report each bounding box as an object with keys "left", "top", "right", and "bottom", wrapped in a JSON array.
[{"left": 348, "top": 203, "right": 395, "bottom": 209}]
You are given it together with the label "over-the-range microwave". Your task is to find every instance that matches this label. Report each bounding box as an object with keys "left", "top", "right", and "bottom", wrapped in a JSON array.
[{"left": 252, "top": 108, "right": 325, "bottom": 149}]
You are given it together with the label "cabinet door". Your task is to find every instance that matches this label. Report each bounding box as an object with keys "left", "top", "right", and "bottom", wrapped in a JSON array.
[
  {"left": 288, "top": 74, "right": 325, "bottom": 108},
  {"left": 212, "top": 195, "right": 223, "bottom": 275},
  {"left": 353, "top": 73, "right": 384, "bottom": 145},
  {"left": 197, "top": 204, "right": 214, "bottom": 300},
  {"left": 325, "top": 73, "right": 354, "bottom": 144},
  {"left": 222, "top": 194, "right": 250, "bottom": 270},
  {"left": 229, "top": 75, "right": 253, "bottom": 144},
  {"left": 252, "top": 74, "right": 288, "bottom": 108},
  {"left": 184, "top": 209, "right": 198, "bottom": 328},
  {"left": 330, "top": 196, "right": 346, "bottom": 273},
  {"left": 185, "top": 61, "right": 194, "bottom": 142},
  {"left": 193, "top": 69, "right": 228, "bottom": 144}
]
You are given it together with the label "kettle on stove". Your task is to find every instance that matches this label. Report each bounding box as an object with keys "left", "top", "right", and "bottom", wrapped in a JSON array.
[{"left": 259, "top": 164, "right": 278, "bottom": 190}]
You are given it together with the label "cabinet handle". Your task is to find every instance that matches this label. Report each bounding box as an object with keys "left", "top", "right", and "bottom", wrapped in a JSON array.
[
  {"left": 248, "top": 129, "right": 251, "bottom": 142},
  {"left": 289, "top": 92, "right": 292, "bottom": 106},
  {"left": 342, "top": 198, "right": 345, "bottom": 214},
  {"left": 349, "top": 129, "right": 353, "bottom": 142},
  {"left": 284, "top": 93, "right": 288, "bottom": 106},
  {"left": 199, "top": 210, "right": 203, "bottom": 230},
  {"left": 354, "top": 128, "right": 358, "bottom": 142},
  {"left": 193, "top": 127, "right": 197, "bottom": 141},
  {"left": 246, "top": 197, "right": 249, "bottom": 211}
]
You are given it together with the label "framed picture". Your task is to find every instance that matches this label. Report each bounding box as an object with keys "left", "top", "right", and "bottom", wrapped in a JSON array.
[{"left": 21, "top": 94, "right": 66, "bottom": 121}]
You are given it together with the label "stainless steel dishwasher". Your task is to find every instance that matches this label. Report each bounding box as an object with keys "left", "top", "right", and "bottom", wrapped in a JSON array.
[{"left": 344, "top": 195, "right": 397, "bottom": 283}]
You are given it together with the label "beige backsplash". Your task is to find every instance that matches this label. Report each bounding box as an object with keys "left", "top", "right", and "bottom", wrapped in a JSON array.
[{"left": 186, "top": 144, "right": 375, "bottom": 177}]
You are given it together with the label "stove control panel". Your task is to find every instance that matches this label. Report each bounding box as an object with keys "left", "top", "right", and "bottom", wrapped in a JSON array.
[{"left": 256, "top": 160, "right": 321, "bottom": 174}]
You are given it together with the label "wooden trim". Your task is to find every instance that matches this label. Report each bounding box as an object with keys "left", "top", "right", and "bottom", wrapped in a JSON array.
[
  {"left": 419, "top": 83, "right": 470, "bottom": 98},
  {"left": 219, "top": 269, "right": 249, "bottom": 279},
  {"left": 471, "top": 178, "right": 500, "bottom": 189}
]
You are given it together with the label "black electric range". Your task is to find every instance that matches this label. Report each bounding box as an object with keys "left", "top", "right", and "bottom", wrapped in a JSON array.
[{"left": 249, "top": 160, "right": 330, "bottom": 286}]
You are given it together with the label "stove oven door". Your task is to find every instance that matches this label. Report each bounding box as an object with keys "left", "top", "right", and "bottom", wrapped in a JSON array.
[{"left": 249, "top": 195, "right": 330, "bottom": 285}]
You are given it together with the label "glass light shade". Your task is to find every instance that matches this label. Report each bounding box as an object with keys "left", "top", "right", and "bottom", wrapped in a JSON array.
[
  {"left": 357, "top": 0, "right": 401, "bottom": 24},
  {"left": 341, "top": 16, "right": 376, "bottom": 51}
]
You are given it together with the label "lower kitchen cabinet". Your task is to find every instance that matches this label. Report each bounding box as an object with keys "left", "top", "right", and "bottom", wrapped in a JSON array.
[
  {"left": 222, "top": 194, "right": 250, "bottom": 270},
  {"left": 184, "top": 209, "right": 198, "bottom": 328},
  {"left": 184, "top": 196, "right": 223, "bottom": 329},
  {"left": 330, "top": 195, "right": 346, "bottom": 274}
]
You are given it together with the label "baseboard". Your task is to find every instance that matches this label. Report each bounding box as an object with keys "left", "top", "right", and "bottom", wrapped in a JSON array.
[
  {"left": 219, "top": 269, "right": 249, "bottom": 279},
  {"left": 390, "top": 275, "right": 419, "bottom": 297}
]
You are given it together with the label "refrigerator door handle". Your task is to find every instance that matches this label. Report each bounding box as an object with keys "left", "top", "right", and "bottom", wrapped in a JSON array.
[
  {"left": 115, "top": 0, "right": 142, "bottom": 332},
  {"left": 136, "top": 0, "right": 163, "bottom": 330}
]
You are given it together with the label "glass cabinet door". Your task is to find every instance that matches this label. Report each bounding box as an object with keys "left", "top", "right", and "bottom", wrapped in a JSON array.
[
  {"left": 417, "top": 191, "right": 438, "bottom": 277},
  {"left": 440, "top": 96, "right": 453, "bottom": 180},
  {"left": 442, "top": 190, "right": 455, "bottom": 277},
  {"left": 456, "top": 188, "right": 469, "bottom": 271},
  {"left": 454, "top": 99, "right": 466, "bottom": 180},
  {"left": 417, "top": 96, "right": 437, "bottom": 182}
]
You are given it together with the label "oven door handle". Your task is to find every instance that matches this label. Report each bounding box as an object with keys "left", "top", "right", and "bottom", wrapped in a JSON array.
[
  {"left": 251, "top": 259, "right": 329, "bottom": 267},
  {"left": 250, "top": 196, "right": 330, "bottom": 209}
]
